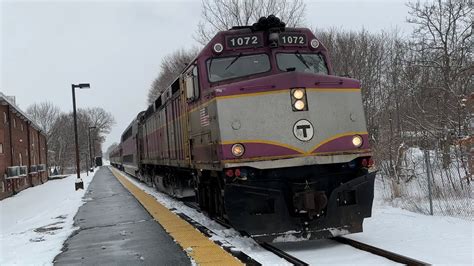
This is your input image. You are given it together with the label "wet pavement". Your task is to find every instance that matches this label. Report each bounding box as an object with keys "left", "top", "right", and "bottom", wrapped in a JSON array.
[{"left": 54, "top": 167, "right": 191, "bottom": 265}]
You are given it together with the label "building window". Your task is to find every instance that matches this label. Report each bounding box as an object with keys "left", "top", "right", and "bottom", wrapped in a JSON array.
[
  {"left": 19, "top": 153, "right": 23, "bottom": 166},
  {"left": 0, "top": 143, "right": 3, "bottom": 154},
  {"left": 3, "top": 112, "right": 6, "bottom": 124},
  {"left": 13, "top": 118, "right": 16, "bottom": 128},
  {"left": 21, "top": 123, "right": 24, "bottom": 131}
]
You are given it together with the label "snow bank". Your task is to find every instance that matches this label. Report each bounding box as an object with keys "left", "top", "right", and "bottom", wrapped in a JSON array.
[{"left": 0, "top": 170, "right": 97, "bottom": 265}]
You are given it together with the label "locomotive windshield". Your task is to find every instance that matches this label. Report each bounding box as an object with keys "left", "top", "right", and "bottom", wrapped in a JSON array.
[
  {"left": 207, "top": 53, "right": 270, "bottom": 82},
  {"left": 276, "top": 52, "right": 328, "bottom": 74}
]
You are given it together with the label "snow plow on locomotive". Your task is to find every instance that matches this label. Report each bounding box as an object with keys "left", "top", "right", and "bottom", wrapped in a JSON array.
[{"left": 112, "top": 16, "right": 376, "bottom": 241}]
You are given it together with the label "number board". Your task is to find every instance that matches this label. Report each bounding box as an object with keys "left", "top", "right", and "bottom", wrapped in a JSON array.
[
  {"left": 279, "top": 33, "right": 307, "bottom": 46},
  {"left": 226, "top": 34, "right": 263, "bottom": 49}
]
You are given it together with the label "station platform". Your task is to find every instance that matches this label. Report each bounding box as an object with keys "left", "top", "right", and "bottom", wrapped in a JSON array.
[
  {"left": 53, "top": 167, "right": 191, "bottom": 265},
  {"left": 54, "top": 166, "right": 242, "bottom": 265}
]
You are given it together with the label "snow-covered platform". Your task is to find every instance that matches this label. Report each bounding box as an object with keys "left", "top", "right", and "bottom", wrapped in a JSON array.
[{"left": 53, "top": 167, "right": 191, "bottom": 265}]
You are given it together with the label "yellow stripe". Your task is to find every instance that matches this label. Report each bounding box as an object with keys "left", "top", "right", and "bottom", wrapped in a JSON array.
[
  {"left": 214, "top": 87, "right": 360, "bottom": 101},
  {"left": 222, "top": 149, "right": 372, "bottom": 164},
  {"left": 110, "top": 168, "right": 243, "bottom": 266},
  {"left": 221, "top": 131, "right": 368, "bottom": 156},
  {"left": 215, "top": 90, "right": 288, "bottom": 100}
]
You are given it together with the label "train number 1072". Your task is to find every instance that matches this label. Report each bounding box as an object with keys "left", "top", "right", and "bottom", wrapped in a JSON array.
[
  {"left": 227, "top": 34, "right": 262, "bottom": 48},
  {"left": 279, "top": 34, "right": 307, "bottom": 46}
]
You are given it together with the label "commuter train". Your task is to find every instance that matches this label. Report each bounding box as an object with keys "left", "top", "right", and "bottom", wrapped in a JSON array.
[{"left": 110, "top": 15, "right": 376, "bottom": 242}]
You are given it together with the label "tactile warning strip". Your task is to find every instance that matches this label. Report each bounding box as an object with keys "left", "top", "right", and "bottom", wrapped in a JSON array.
[{"left": 110, "top": 167, "right": 243, "bottom": 265}]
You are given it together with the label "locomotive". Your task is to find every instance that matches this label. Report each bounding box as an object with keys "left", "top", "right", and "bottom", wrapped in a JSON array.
[{"left": 110, "top": 15, "right": 375, "bottom": 242}]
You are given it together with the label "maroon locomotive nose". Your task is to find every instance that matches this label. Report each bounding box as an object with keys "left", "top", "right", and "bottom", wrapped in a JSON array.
[{"left": 110, "top": 16, "right": 375, "bottom": 242}]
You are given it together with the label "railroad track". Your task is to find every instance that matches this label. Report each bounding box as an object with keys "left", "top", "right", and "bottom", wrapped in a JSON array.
[
  {"left": 119, "top": 171, "right": 431, "bottom": 266},
  {"left": 181, "top": 201, "right": 307, "bottom": 265},
  {"left": 182, "top": 198, "right": 430, "bottom": 266},
  {"left": 333, "top": 236, "right": 431, "bottom": 266},
  {"left": 259, "top": 242, "right": 309, "bottom": 266}
]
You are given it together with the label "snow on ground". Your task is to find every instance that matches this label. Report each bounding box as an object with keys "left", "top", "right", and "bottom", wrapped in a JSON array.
[
  {"left": 275, "top": 178, "right": 473, "bottom": 265},
  {"left": 0, "top": 170, "right": 97, "bottom": 265},
  {"left": 345, "top": 178, "right": 473, "bottom": 265}
]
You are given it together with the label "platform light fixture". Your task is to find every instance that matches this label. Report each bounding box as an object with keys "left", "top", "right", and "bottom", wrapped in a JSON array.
[{"left": 71, "top": 83, "right": 91, "bottom": 190}]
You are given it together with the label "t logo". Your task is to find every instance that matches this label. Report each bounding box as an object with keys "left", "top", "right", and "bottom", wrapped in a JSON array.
[{"left": 293, "top": 119, "right": 314, "bottom": 141}]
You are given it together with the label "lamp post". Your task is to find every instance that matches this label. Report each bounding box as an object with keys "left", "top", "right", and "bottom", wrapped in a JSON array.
[
  {"left": 72, "top": 83, "right": 90, "bottom": 190},
  {"left": 88, "top": 126, "right": 96, "bottom": 170}
]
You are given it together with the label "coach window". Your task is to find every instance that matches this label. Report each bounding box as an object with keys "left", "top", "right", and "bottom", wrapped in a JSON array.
[{"left": 186, "top": 65, "right": 200, "bottom": 101}]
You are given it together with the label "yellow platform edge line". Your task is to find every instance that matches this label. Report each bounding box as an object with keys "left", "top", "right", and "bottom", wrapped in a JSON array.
[{"left": 109, "top": 167, "right": 243, "bottom": 266}]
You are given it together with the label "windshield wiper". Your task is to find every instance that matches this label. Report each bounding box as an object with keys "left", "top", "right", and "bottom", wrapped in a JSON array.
[
  {"left": 225, "top": 53, "right": 243, "bottom": 70},
  {"left": 294, "top": 50, "right": 311, "bottom": 70}
]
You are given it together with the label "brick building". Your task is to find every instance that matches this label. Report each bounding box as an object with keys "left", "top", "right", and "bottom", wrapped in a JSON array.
[{"left": 0, "top": 92, "right": 48, "bottom": 200}]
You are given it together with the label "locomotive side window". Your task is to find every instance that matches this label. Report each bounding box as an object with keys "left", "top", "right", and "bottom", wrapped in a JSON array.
[
  {"left": 207, "top": 53, "right": 270, "bottom": 82},
  {"left": 276, "top": 52, "right": 328, "bottom": 75},
  {"left": 186, "top": 65, "right": 200, "bottom": 101}
]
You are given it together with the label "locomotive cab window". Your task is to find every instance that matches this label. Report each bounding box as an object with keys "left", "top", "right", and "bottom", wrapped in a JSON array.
[
  {"left": 186, "top": 65, "right": 200, "bottom": 101},
  {"left": 207, "top": 53, "right": 270, "bottom": 82},
  {"left": 276, "top": 52, "right": 328, "bottom": 75}
]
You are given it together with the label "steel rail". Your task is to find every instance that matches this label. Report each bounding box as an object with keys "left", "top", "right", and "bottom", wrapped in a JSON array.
[
  {"left": 333, "top": 236, "right": 431, "bottom": 266},
  {"left": 182, "top": 200, "right": 309, "bottom": 266},
  {"left": 259, "top": 242, "right": 309, "bottom": 266}
]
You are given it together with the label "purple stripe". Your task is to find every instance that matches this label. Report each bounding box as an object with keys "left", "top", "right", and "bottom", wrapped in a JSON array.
[
  {"left": 221, "top": 143, "right": 299, "bottom": 160},
  {"left": 313, "top": 134, "right": 370, "bottom": 153}
]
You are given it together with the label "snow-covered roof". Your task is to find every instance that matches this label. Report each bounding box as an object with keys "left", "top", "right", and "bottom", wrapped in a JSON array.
[{"left": 0, "top": 91, "right": 43, "bottom": 133}]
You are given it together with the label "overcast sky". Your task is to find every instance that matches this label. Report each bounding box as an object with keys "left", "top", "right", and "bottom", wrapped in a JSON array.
[{"left": 1, "top": 0, "right": 412, "bottom": 151}]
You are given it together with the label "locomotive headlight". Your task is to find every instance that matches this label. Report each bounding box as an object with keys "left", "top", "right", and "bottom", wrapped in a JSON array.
[
  {"left": 294, "top": 100, "right": 305, "bottom": 110},
  {"left": 213, "top": 42, "right": 224, "bottom": 53},
  {"left": 231, "top": 143, "right": 245, "bottom": 157},
  {"left": 310, "top": 38, "right": 320, "bottom": 49},
  {"left": 352, "top": 135, "right": 363, "bottom": 148},
  {"left": 291, "top": 88, "right": 308, "bottom": 111},
  {"left": 293, "top": 89, "right": 305, "bottom": 100}
]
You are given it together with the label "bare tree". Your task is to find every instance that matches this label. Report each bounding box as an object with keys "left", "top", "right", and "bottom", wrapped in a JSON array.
[
  {"left": 196, "top": 0, "right": 306, "bottom": 44},
  {"left": 147, "top": 48, "right": 198, "bottom": 104},
  {"left": 47, "top": 107, "right": 115, "bottom": 173},
  {"left": 406, "top": 0, "right": 472, "bottom": 168},
  {"left": 26, "top": 101, "right": 61, "bottom": 142},
  {"left": 84, "top": 107, "right": 116, "bottom": 134}
]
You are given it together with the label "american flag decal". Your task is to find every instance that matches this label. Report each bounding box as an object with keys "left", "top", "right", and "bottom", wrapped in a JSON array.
[{"left": 200, "top": 107, "right": 210, "bottom": 127}]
